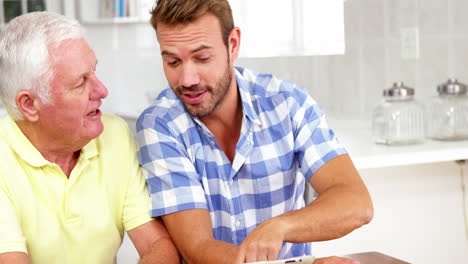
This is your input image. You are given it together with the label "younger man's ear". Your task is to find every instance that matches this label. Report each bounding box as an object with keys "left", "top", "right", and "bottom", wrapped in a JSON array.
[
  {"left": 228, "top": 27, "right": 241, "bottom": 62},
  {"left": 16, "top": 91, "right": 40, "bottom": 122}
]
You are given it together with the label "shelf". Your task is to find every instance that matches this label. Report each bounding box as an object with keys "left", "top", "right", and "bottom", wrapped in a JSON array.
[{"left": 329, "top": 118, "right": 468, "bottom": 170}]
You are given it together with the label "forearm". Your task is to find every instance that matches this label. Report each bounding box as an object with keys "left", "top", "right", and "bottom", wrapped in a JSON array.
[
  {"left": 139, "top": 236, "right": 180, "bottom": 264},
  {"left": 278, "top": 184, "right": 373, "bottom": 243},
  {"left": 181, "top": 238, "right": 239, "bottom": 264},
  {"left": 271, "top": 154, "right": 374, "bottom": 243},
  {"left": 162, "top": 209, "right": 241, "bottom": 264},
  {"left": 0, "top": 252, "right": 31, "bottom": 264}
]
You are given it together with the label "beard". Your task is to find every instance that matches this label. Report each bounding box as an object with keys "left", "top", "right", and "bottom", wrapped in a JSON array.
[{"left": 175, "top": 63, "right": 233, "bottom": 118}]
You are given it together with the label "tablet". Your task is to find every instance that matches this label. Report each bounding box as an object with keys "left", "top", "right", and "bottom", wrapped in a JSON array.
[{"left": 247, "top": 255, "right": 315, "bottom": 264}]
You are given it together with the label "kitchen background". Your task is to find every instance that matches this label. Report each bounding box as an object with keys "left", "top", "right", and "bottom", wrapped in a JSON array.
[
  {"left": 1, "top": 0, "right": 468, "bottom": 263},
  {"left": 81, "top": 0, "right": 468, "bottom": 122},
  {"left": 1, "top": 0, "right": 468, "bottom": 122}
]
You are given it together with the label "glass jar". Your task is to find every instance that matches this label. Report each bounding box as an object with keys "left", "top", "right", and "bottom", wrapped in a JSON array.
[
  {"left": 426, "top": 78, "right": 468, "bottom": 140},
  {"left": 372, "top": 82, "right": 425, "bottom": 145}
]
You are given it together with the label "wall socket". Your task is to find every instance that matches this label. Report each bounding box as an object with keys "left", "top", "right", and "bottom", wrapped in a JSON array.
[{"left": 400, "top": 27, "right": 420, "bottom": 60}]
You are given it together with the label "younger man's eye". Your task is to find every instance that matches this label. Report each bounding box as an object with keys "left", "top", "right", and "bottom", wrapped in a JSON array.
[{"left": 167, "top": 59, "right": 180, "bottom": 66}]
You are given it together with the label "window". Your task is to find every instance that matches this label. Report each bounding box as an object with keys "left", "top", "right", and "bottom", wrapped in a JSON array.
[
  {"left": 1, "top": 0, "right": 47, "bottom": 25},
  {"left": 229, "top": 0, "right": 345, "bottom": 57}
]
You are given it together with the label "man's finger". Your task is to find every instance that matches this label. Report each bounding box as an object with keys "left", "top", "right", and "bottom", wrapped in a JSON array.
[{"left": 266, "top": 244, "right": 279, "bottom": 261}]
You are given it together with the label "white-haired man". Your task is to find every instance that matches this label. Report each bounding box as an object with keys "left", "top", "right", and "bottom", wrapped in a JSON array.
[{"left": 0, "top": 12, "right": 180, "bottom": 264}]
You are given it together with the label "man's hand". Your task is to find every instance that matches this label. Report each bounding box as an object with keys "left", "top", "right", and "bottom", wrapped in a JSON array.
[
  {"left": 235, "top": 217, "right": 287, "bottom": 263},
  {"left": 314, "top": 256, "right": 359, "bottom": 264}
]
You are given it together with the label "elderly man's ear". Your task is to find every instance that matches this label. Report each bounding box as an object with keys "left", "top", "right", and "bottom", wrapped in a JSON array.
[{"left": 16, "top": 91, "right": 40, "bottom": 122}]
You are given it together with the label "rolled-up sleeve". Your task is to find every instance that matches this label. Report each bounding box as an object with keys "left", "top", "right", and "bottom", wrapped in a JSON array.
[
  {"left": 289, "top": 86, "right": 347, "bottom": 181},
  {"left": 137, "top": 114, "right": 207, "bottom": 218}
]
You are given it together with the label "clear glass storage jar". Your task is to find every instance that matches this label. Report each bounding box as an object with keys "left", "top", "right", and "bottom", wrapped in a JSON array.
[
  {"left": 426, "top": 78, "right": 468, "bottom": 140},
  {"left": 372, "top": 82, "right": 425, "bottom": 145}
]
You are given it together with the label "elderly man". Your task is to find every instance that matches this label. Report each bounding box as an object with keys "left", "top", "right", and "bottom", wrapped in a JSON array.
[
  {"left": 136, "top": 0, "right": 373, "bottom": 263},
  {"left": 0, "top": 12, "right": 179, "bottom": 264}
]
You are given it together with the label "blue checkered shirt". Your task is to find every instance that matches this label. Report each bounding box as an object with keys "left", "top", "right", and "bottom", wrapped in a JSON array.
[{"left": 136, "top": 67, "right": 347, "bottom": 259}]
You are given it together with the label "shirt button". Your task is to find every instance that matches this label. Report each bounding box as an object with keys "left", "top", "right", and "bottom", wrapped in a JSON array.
[
  {"left": 235, "top": 220, "right": 241, "bottom": 228},
  {"left": 229, "top": 179, "right": 234, "bottom": 184}
]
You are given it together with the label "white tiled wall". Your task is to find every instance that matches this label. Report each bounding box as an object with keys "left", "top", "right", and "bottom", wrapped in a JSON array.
[{"left": 84, "top": 0, "right": 468, "bottom": 122}]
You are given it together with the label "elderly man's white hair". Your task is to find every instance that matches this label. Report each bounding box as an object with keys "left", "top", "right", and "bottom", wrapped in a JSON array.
[{"left": 0, "top": 11, "right": 85, "bottom": 120}]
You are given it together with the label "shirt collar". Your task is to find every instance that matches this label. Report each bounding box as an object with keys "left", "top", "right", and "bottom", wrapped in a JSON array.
[
  {"left": 234, "top": 66, "right": 262, "bottom": 127},
  {"left": 80, "top": 135, "right": 98, "bottom": 160},
  {"left": 0, "top": 115, "right": 98, "bottom": 168}
]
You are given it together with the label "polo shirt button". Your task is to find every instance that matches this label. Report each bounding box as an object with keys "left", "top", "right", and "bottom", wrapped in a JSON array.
[
  {"left": 235, "top": 220, "right": 241, "bottom": 228},
  {"left": 229, "top": 179, "right": 234, "bottom": 184}
]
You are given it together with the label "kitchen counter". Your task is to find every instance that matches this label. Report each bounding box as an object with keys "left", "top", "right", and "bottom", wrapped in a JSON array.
[{"left": 328, "top": 118, "right": 468, "bottom": 170}]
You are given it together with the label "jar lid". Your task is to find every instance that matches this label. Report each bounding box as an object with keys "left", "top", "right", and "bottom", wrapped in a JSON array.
[
  {"left": 437, "top": 78, "right": 467, "bottom": 95},
  {"left": 383, "top": 82, "right": 414, "bottom": 99}
]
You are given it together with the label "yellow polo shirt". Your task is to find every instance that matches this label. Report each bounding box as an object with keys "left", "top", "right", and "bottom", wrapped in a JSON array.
[{"left": 0, "top": 114, "right": 153, "bottom": 263}]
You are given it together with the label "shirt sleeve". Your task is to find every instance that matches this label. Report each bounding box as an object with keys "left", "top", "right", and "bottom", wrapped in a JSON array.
[
  {"left": 119, "top": 120, "right": 154, "bottom": 232},
  {"left": 0, "top": 183, "right": 27, "bottom": 254},
  {"left": 289, "top": 85, "right": 348, "bottom": 182},
  {"left": 137, "top": 114, "right": 208, "bottom": 218}
]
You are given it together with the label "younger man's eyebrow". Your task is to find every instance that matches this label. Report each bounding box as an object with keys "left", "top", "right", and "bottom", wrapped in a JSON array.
[
  {"left": 161, "top": 45, "right": 212, "bottom": 56},
  {"left": 192, "top": 45, "right": 211, "bottom": 53}
]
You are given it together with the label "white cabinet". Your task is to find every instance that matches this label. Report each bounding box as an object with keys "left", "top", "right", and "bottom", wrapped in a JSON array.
[{"left": 313, "top": 161, "right": 468, "bottom": 264}]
